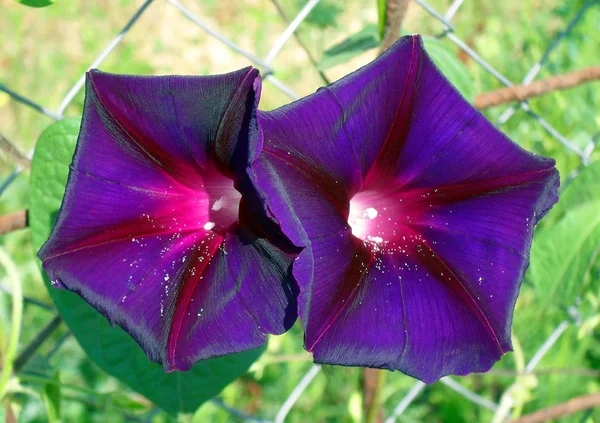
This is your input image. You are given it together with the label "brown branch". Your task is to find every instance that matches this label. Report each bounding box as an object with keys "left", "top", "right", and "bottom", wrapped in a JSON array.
[
  {"left": 0, "top": 133, "right": 31, "bottom": 170},
  {"left": 363, "top": 368, "right": 386, "bottom": 423},
  {"left": 0, "top": 210, "right": 28, "bottom": 235},
  {"left": 379, "top": 0, "right": 410, "bottom": 54},
  {"left": 509, "top": 392, "right": 600, "bottom": 423},
  {"left": 474, "top": 65, "right": 600, "bottom": 109},
  {"left": 2, "top": 398, "right": 17, "bottom": 423}
]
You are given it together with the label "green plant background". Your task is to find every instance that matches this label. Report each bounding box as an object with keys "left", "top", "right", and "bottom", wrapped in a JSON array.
[{"left": 0, "top": 0, "right": 599, "bottom": 422}]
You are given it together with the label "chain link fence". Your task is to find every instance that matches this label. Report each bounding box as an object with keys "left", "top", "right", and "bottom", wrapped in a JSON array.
[{"left": 0, "top": 0, "right": 596, "bottom": 421}]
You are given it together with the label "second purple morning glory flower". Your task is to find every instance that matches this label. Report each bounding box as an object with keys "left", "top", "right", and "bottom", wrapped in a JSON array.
[{"left": 249, "top": 35, "right": 559, "bottom": 383}]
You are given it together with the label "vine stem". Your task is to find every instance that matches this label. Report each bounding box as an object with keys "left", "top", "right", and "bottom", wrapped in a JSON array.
[
  {"left": 380, "top": 0, "right": 410, "bottom": 53},
  {"left": 364, "top": 369, "right": 387, "bottom": 423},
  {"left": 0, "top": 247, "right": 23, "bottom": 399},
  {"left": 510, "top": 393, "right": 600, "bottom": 423},
  {"left": 0, "top": 133, "right": 31, "bottom": 170},
  {"left": 0, "top": 210, "right": 28, "bottom": 235}
]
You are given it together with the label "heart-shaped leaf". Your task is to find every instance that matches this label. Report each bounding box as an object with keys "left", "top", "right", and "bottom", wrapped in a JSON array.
[
  {"left": 29, "top": 118, "right": 264, "bottom": 415},
  {"left": 544, "top": 160, "right": 600, "bottom": 226},
  {"left": 529, "top": 201, "right": 600, "bottom": 309},
  {"left": 320, "top": 24, "right": 380, "bottom": 70}
]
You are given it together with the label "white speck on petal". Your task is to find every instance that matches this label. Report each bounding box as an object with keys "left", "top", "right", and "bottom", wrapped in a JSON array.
[
  {"left": 365, "top": 207, "right": 378, "bottom": 219},
  {"left": 212, "top": 197, "right": 225, "bottom": 211}
]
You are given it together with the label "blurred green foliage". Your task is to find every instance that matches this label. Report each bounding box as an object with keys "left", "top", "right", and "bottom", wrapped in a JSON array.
[{"left": 0, "top": 0, "right": 599, "bottom": 422}]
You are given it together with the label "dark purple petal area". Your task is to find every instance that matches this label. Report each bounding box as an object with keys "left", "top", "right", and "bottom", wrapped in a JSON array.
[
  {"left": 250, "top": 35, "right": 559, "bottom": 382},
  {"left": 38, "top": 68, "right": 296, "bottom": 371}
]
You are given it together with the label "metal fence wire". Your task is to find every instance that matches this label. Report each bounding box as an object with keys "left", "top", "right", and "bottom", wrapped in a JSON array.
[{"left": 0, "top": 0, "right": 597, "bottom": 421}]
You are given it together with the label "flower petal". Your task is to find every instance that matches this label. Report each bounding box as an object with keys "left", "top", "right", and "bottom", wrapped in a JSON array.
[
  {"left": 250, "top": 35, "right": 559, "bottom": 382},
  {"left": 307, "top": 180, "right": 558, "bottom": 382},
  {"left": 83, "top": 67, "right": 261, "bottom": 183},
  {"left": 251, "top": 152, "right": 351, "bottom": 335},
  {"left": 321, "top": 36, "right": 557, "bottom": 193},
  {"left": 39, "top": 68, "right": 297, "bottom": 371}
]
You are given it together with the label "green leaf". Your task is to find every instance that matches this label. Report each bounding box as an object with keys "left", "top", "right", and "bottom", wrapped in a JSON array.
[
  {"left": 43, "top": 371, "right": 61, "bottom": 423},
  {"left": 423, "top": 38, "right": 476, "bottom": 103},
  {"left": 302, "top": 0, "right": 342, "bottom": 29},
  {"left": 320, "top": 24, "right": 379, "bottom": 70},
  {"left": 377, "top": 0, "right": 387, "bottom": 40},
  {"left": 13, "top": 0, "right": 55, "bottom": 7},
  {"left": 545, "top": 159, "right": 600, "bottom": 226},
  {"left": 529, "top": 201, "right": 600, "bottom": 309},
  {"left": 29, "top": 118, "right": 264, "bottom": 415}
]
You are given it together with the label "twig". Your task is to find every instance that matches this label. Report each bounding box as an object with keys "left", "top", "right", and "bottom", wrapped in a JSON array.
[
  {"left": 269, "top": 0, "right": 330, "bottom": 85},
  {"left": 475, "top": 65, "right": 600, "bottom": 109},
  {"left": 0, "top": 210, "right": 28, "bottom": 235},
  {"left": 1, "top": 399, "right": 17, "bottom": 423},
  {"left": 0, "top": 133, "right": 31, "bottom": 170},
  {"left": 364, "top": 368, "right": 386, "bottom": 423},
  {"left": 380, "top": 0, "right": 410, "bottom": 53},
  {"left": 14, "top": 315, "right": 63, "bottom": 373},
  {"left": 509, "top": 393, "right": 600, "bottom": 423}
]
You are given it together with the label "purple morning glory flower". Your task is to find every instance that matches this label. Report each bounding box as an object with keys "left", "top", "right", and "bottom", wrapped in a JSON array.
[
  {"left": 38, "top": 68, "right": 298, "bottom": 372},
  {"left": 249, "top": 35, "right": 559, "bottom": 383}
]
